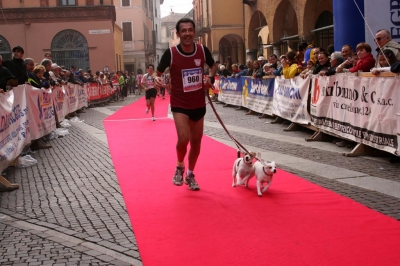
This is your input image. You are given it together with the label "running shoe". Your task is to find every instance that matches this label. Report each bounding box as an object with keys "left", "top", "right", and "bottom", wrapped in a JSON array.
[
  {"left": 173, "top": 166, "right": 184, "bottom": 186},
  {"left": 146, "top": 108, "right": 149, "bottom": 114},
  {"left": 184, "top": 173, "right": 200, "bottom": 191},
  {"left": 152, "top": 117, "right": 155, "bottom": 121}
]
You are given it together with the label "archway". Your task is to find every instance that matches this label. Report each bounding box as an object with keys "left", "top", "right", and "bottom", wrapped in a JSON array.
[
  {"left": 247, "top": 10, "right": 267, "bottom": 59},
  {"left": 51, "top": 29, "right": 90, "bottom": 70},
  {"left": 218, "top": 34, "right": 244, "bottom": 64},
  {"left": 0, "top": 35, "right": 12, "bottom": 60},
  {"left": 272, "top": 0, "right": 299, "bottom": 54},
  {"left": 313, "top": 11, "right": 334, "bottom": 50}
]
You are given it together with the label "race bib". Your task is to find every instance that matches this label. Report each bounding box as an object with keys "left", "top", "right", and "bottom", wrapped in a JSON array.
[{"left": 182, "top": 67, "right": 203, "bottom": 92}]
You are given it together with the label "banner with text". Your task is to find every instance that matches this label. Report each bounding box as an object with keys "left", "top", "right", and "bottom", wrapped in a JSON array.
[
  {"left": 273, "top": 76, "right": 311, "bottom": 124},
  {"left": 0, "top": 87, "right": 31, "bottom": 173},
  {"left": 26, "top": 86, "right": 56, "bottom": 140},
  {"left": 52, "top": 86, "right": 68, "bottom": 121},
  {"left": 218, "top": 77, "right": 243, "bottom": 106},
  {"left": 310, "top": 75, "right": 398, "bottom": 154},
  {"left": 242, "top": 77, "right": 275, "bottom": 115}
]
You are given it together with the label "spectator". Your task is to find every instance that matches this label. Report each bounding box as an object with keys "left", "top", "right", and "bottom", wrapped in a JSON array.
[
  {"left": 119, "top": 72, "right": 128, "bottom": 100},
  {"left": 299, "top": 59, "right": 315, "bottom": 78},
  {"left": 311, "top": 47, "right": 322, "bottom": 65},
  {"left": 29, "top": 65, "right": 50, "bottom": 89},
  {"left": 257, "top": 55, "right": 266, "bottom": 69},
  {"left": 235, "top": 64, "right": 247, "bottom": 78},
  {"left": 269, "top": 54, "right": 280, "bottom": 70},
  {"left": 3, "top": 46, "right": 28, "bottom": 85},
  {"left": 252, "top": 60, "right": 264, "bottom": 79},
  {"left": 49, "top": 63, "right": 63, "bottom": 85},
  {"left": 44, "top": 52, "right": 52, "bottom": 60},
  {"left": 0, "top": 55, "right": 17, "bottom": 91},
  {"left": 341, "top": 44, "right": 354, "bottom": 69},
  {"left": 337, "top": 42, "right": 375, "bottom": 73},
  {"left": 136, "top": 71, "right": 143, "bottom": 95},
  {"left": 303, "top": 43, "right": 314, "bottom": 65},
  {"left": 272, "top": 55, "right": 285, "bottom": 76},
  {"left": 282, "top": 51, "right": 299, "bottom": 79},
  {"left": 371, "top": 49, "right": 398, "bottom": 75},
  {"left": 218, "top": 64, "right": 230, "bottom": 78},
  {"left": 327, "top": 44, "right": 335, "bottom": 56},
  {"left": 231, "top": 64, "right": 240, "bottom": 77},
  {"left": 313, "top": 51, "right": 331, "bottom": 74},
  {"left": 225, "top": 56, "right": 233, "bottom": 73},
  {"left": 25, "top": 58, "right": 37, "bottom": 85},
  {"left": 245, "top": 59, "right": 254, "bottom": 76},
  {"left": 40, "top": 59, "right": 55, "bottom": 86},
  {"left": 374, "top": 29, "right": 400, "bottom": 67},
  {"left": 78, "top": 69, "right": 88, "bottom": 83},
  {"left": 321, "top": 52, "right": 343, "bottom": 76}
]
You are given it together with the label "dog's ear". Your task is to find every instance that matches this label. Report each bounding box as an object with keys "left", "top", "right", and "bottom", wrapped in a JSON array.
[{"left": 256, "top": 152, "right": 262, "bottom": 160}]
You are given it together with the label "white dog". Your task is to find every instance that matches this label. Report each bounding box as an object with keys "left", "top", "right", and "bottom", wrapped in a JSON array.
[
  {"left": 253, "top": 160, "right": 277, "bottom": 196},
  {"left": 232, "top": 152, "right": 256, "bottom": 188}
]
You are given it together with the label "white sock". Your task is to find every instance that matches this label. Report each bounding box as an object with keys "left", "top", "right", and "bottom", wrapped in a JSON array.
[{"left": 187, "top": 170, "right": 193, "bottom": 176}]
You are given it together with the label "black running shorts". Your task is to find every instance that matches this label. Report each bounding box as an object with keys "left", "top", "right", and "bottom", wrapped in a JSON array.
[
  {"left": 145, "top": 88, "right": 157, "bottom": 99},
  {"left": 171, "top": 107, "right": 206, "bottom": 122}
]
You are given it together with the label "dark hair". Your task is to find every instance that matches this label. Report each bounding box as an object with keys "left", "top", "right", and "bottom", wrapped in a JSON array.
[
  {"left": 286, "top": 51, "right": 296, "bottom": 62},
  {"left": 270, "top": 54, "right": 278, "bottom": 59},
  {"left": 327, "top": 44, "right": 334, "bottom": 55},
  {"left": 318, "top": 51, "right": 330, "bottom": 58},
  {"left": 342, "top": 44, "right": 353, "bottom": 52},
  {"left": 147, "top": 64, "right": 154, "bottom": 69},
  {"left": 175, "top": 18, "right": 195, "bottom": 32},
  {"left": 40, "top": 59, "right": 52, "bottom": 67},
  {"left": 239, "top": 64, "right": 245, "bottom": 70},
  {"left": 379, "top": 49, "right": 398, "bottom": 65}
]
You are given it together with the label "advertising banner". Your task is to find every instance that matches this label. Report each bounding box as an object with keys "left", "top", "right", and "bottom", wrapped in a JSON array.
[
  {"left": 0, "top": 86, "right": 31, "bottom": 173},
  {"left": 310, "top": 75, "right": 398, "bottom": 154},
  {"left": 66, "top": 83, "right": 79, "bottom": 114},
  {"left": 77, "top": 84, "right": 88, "bottom": 109},
  {"left": 272, "top": 76, "right": 311, "bottom": 124},
  {"left": 218, "top": 77, "right": 243, "bottom": 106},
  {"left": 26, "top": 86, "right": 56, "bottom": 140},
  {"left": 88, "top": 82, "right": 100, "bottom": 101},
  {"left": 241, "top": 77, "right": 275, "bottom": 115},
  {"left": 364, "top": 0, "right": 400, "bottom": 53},
  {"left": 52, "top": 86, "right": 68, "bottom": 121}
]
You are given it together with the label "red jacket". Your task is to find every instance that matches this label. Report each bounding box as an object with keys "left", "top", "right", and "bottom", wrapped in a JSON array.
[{"left": 349, "top": 53, "right": 375, "bottom": 73}]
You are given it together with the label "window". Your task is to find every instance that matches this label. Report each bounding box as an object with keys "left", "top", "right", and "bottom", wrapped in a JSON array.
[
  {"left": 59, "top": 0, "right": 76, "bottom": 6},
  {"left": 122, "top": 0, "right": 130, "bottom": 6},
  {"left": 122, "top": 22, "right": 133, "bottom": 42}
]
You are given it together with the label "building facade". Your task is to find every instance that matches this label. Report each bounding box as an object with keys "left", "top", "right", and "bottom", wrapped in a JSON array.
[
  {"left": 0, "top": 0, "right": 121, "bottom": 73},
  {"left": 243, "top": 0, "right": 333, "bottom": 60},
  {"left": 160, "top": 10, "right": 186, "bottom": 49},
  {"left": 193, "top": 0, "right": 246, "bottom": 64},
  {"left": 114, "top": 0, "right": 163, "bottom": 74}
]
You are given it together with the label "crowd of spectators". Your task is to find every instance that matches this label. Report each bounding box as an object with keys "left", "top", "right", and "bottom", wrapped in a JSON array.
[{"left": 212, "top": 29, "right": 400, "bottom": 83}]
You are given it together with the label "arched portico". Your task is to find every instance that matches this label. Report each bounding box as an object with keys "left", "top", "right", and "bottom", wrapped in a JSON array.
[
  {"left": 247, "top": 10, "right": 267, "bottom": 60},
  {"left": 218, "top": 34, "right": 245, "bottom": 64},
  {"left": 0, "top": 35, "right": 12, "bottom": 61}
]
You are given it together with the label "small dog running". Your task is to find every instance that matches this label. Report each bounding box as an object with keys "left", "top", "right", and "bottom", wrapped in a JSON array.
[
  {"left": 253, "top": 159, "right": 277, "bottom": 197},
  {"left": 232, "top": 151, "right": 256, "bottom": 188}
]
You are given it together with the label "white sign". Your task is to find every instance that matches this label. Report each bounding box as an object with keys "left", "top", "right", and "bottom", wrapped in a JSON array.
[{"left": 89, "top": 29, "right": 111, "bottom": 34}]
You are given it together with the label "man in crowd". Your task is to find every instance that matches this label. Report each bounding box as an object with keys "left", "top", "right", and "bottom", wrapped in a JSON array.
[
  {"left": 154, "top": 18, "right": 216, "bottom": 191},
  {"left": 3, "top": 46, "right": 28, "bottom": 85},
  {"left": 0, "top": 55, "right": 18, "bottom": 92},
  {"left": 374, "top": 29, "right": 400, "bottom": 67},
  {"left": 341, "top": 44, "right": 353, "bottom": 68}
]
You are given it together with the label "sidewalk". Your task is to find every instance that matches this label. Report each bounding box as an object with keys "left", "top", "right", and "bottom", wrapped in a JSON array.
[{"left": 1, "top": 94, "right": 399, "bottom": 265}]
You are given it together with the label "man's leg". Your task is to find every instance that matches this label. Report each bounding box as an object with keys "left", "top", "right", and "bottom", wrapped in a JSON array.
[
  {"left": 172, "top": 112, "right": 190, "bottom": 186},
  {"left": 150, "top": 97, "right": 156, "bottom": 120},
  {"left": 187, "top": 117, "right": 204, "bottom": 171}
]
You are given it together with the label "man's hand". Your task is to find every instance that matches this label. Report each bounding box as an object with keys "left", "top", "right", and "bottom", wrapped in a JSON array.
[
  {"left": 204, "top": 76, "right": 214, "bottom": 90},
  {"left": 153, "top": 76, "right": 164, "bottom": 89}
]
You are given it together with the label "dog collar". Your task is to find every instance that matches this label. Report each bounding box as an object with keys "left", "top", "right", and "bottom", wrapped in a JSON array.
[{"left": 262, "top": 168, "right": 272, "bottom": 177}]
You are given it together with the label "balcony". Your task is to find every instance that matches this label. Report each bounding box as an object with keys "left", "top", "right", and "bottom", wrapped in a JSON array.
[{"left": 195, "top": 15, "right": 210, "bottom": 35}]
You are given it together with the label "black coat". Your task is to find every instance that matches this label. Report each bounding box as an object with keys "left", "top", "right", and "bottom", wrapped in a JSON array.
[{"left": 3, "top": 58, "right": 28, "bottom": 85}]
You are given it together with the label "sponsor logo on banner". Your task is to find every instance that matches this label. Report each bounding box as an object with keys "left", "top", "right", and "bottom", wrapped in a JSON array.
[
  {"left": 37, "top": 91, "right": 54, "bottom": 120},
  {"left": 310, "top": 75, "right": 398, "bottom": 153}
]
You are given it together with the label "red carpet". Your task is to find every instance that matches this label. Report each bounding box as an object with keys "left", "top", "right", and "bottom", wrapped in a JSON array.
[{"left": 104, "top": 95, "right": 400, "bottom": 266}]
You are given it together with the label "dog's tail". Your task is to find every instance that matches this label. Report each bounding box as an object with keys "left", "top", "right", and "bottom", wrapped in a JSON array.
[{"left": 237, "top": 150, "right": 241, "bottom": 158}]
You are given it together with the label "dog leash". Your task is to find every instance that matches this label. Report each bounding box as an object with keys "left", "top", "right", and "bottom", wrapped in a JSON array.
[{"left": 206, "top": 92, "right": 252, "bottom": 156}]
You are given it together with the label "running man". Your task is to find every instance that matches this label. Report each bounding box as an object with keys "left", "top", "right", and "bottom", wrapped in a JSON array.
[
  {"left": 154, "top": 18, "right": 217, "bottom": 190},
  {"left": 141, "top": 64, "right": 157, "bottom": 121}
]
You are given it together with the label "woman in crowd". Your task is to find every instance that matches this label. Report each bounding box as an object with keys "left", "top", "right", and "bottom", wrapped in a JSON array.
[
  {"left": 28, "top": 65, "right": 50, "bottom": 89},
  {"left": 337, "top": 42, "right": 375, "bottom": 73},
  {"left": 299, "top": 60, "right": 315, "bottom": 78},
  {"left": 282, "top": 51, "right": 299, "bottom": 79},
  {"left": 252, "top": 60, "right": 264, "bottom": 78},
  {"left": 231, "top": 64, "right": 240, "bottom": 77},
  {"left": 320, "top": 52, "right": 343, "bottom": 76},
  {"left": 218, "top": 64, "right": 230, "bottom": 78},
  {"left": 245, "top": 59, "right": 254, "bottom": 76},
  {"left": 313, "top": 51, "right": 331, "bottom": 74},
  {"left": 371, "top": 49, "right": 398, "bottom": 75}
]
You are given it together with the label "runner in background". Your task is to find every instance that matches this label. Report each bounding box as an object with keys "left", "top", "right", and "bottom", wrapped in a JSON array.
[{"left": 141, "top": 64, "right": 157, "bottom": 121}]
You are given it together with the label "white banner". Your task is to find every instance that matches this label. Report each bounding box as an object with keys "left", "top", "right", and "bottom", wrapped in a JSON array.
[
  {"left": 77, "top": 84, "right": 89, "bottom": 110},
  {"left": 26, "top": 86, "right": 56, "bottom": 140},
  {"left": 310, "top": 75, "right": 398, "bottom": 154},
  {"left": 66, "top": 83, "right": 79, "bottom": 114},
  {"left": 273, "top": 76, "right": 311, "bottom": 124},
  {"left": 364, "top": 0, "right": 400, "bottom": 52},
  {"left": 52, "top": 86, "right": 68, "bottom": 121},
  {"left": 0, "top": 87, "right": 31, "bottom": 173}
]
